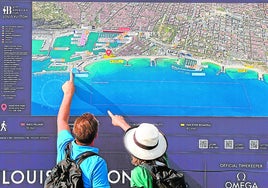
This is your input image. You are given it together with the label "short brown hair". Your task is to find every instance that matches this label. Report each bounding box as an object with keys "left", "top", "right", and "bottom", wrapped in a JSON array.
[{"left": 73, "top": 113, "right": 99, "bottom": 145}]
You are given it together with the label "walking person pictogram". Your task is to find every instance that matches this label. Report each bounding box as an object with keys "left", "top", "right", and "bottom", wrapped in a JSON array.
[{"left": 0, "top": 121, "right": 7, "bottom": 131}]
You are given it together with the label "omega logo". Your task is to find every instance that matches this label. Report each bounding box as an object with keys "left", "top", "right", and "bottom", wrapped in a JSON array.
[
  {"left": 225, "top": 172, "right": 258, "bottom": 188},
  {"left": 236, "top": 172, "right": 246, "bottom": 181}
]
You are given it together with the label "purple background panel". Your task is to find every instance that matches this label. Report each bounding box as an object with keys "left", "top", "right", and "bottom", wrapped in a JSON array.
[{"left": 1, "top": 116, "right": 268, "bottom": 187}]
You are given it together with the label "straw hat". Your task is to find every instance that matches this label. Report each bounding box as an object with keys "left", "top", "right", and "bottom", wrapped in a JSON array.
[{"left": 124, "top": 123, "right": 167, "bottom": 160}]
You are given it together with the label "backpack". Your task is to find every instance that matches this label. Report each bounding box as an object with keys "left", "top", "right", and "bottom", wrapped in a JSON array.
[
  {"left": 141, "top": 163, "right": 188, "bottom": 188},
  {"left": 44, "top": 143, "right": 97, "bottom": 188}
]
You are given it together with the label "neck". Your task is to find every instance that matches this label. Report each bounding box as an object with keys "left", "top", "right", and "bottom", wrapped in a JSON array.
[{"left": 75, "top": 139, "right": 94, "bottom": 146}]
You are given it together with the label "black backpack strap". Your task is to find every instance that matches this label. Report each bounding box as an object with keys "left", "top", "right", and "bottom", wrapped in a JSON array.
[
  {"left": 76, "top": 151, "right": 98, "bottom": 166},
  {"left": 64, "top": 142, "right": 72, "bottom": 159},
  {"left": 65, "top": 142, "right": 98, "bottom": 166},
  {"left": 140, "top": 163, "right": 157, "bottom": 179}
]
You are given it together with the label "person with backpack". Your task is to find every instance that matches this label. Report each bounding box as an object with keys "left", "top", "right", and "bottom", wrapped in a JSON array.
[
  {"left": 108, "top": 110, "right": 187, "bottom": 188},
  {"left": 48, "top": 71, "right": 110, "bottom": 188}
]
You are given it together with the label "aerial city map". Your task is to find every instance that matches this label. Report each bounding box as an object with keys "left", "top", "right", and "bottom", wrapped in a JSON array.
[{"left": 31, "top": 2, "right": 268, "bottom": 116}]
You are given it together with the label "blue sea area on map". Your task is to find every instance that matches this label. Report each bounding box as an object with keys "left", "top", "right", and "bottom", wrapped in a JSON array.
[{"left": 31, "top": 59, "right": 268, "bottom": 117}]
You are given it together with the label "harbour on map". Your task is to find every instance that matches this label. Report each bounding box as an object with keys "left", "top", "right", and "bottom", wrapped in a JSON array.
[{"left": 31, "top": 2, "right": 268, "bottom": 116}]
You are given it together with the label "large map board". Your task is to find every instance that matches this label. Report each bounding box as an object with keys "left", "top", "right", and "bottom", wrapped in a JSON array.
[{"left": 0, "top": 0, "right": 268, "bottom": 187}]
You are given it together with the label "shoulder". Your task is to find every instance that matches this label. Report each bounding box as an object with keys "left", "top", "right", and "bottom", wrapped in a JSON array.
[
  {"left": 131, "top": 166, "right": 154, "bottom": 188},
  {"left": 84, "top": 154, "right": 106, "bottom": 163},
  {"left": 132, "top": 166, "right": 146, "bottom": 173},
  {"left": 56, "top": 131, "right": 74, "bottom": 163},
  {"left": 81, "top": 153, "right": 108, "bottom": 170},
  {"left": 131, "top": 165, "right": 152, "bottom": 180},
  {"left": 58, "top": 129, "right": 72, "bottom": 138},
  {"left": 57, "top": 130, "right": 73, "bottom": 147}
]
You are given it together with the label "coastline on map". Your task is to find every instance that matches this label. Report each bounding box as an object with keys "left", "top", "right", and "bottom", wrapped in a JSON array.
[
  {"left": 200, "top": 59, "right": 267, "bottom": 81},
  {"left": 32, "top": 55, "right": 268, "bottom": 84},
  {"left": 32, "top": 2, "right": 268, "bottom": 83},
  {"left": 31, "top": 29, "right": 268, "bottom": 82},
  {"left": 31, "top": 26, "right": 268, "bottom": 82},
  {"left": 31, "top": 28, "right": 268, "bottom": 82},
  {"left": 31, "top": 2, "right": 268, "bottom": 117}
]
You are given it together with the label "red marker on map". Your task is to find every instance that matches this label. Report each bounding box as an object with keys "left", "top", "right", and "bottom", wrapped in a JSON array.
[
  {"left": 106, "top": 49, "right": 112, "bottom": 56},
  {"left": 1, "top": 103, "right": 7, "bottom": 111}
]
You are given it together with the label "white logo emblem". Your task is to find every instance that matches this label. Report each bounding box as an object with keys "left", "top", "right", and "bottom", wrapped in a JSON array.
[
  {"left": 225, "top": 172, "right": 258, "bottom": 188},
  {"left": 3, "top": 6, "right": 12, "bottom": 15}
]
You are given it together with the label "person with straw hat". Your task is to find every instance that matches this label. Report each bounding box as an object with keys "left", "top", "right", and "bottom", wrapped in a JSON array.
[{"left": 108, "top": 110, "right": 169, "bottom": 188}]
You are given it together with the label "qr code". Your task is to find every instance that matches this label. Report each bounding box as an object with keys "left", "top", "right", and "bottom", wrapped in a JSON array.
[
  {"left": 224, "top": 140, "right": 234, "bottom": 149},
  {"left": 199, "top": 139, "right": 208, "bottom": 149},
  {"left": 249, "top": 140, "right": 259, "bottom": 150}
]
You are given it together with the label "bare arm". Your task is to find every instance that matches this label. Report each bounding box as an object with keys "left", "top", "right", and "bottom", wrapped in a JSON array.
[
  {"left": 57, "top": 72, "right": 75, "bottom": 133},
  {"left": 107, "top": 110, "right": 130, "bottom": 132}
]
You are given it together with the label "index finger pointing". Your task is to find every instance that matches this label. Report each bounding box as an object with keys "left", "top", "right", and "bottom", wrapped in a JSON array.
[
  {"left": 69, "top": 70, "right": 74, "bottom": 82},
  {"left": 107, "top": 110, "right": 114, "bottom": 118}
]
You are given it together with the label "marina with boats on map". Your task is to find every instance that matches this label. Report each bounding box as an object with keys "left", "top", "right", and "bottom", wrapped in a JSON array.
[{"left": 31, "top": 2, "right": 268, "bottom": 116}]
